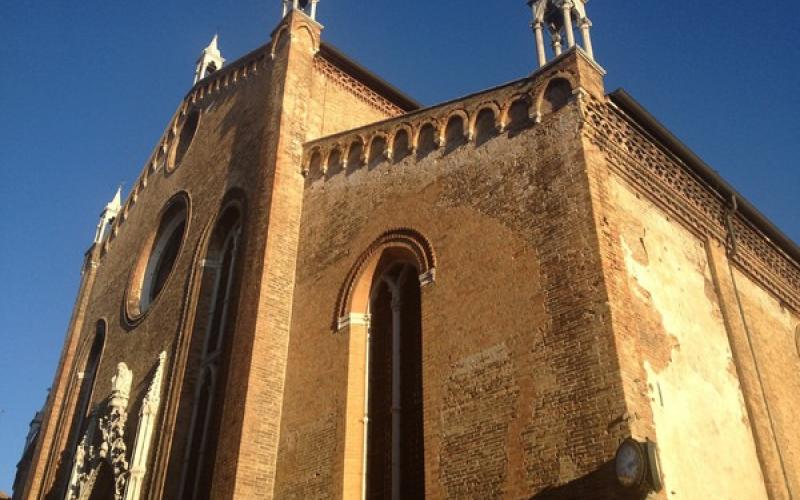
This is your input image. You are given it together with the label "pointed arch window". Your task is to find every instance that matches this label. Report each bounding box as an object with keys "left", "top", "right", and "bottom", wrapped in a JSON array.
[
  {"left": 366, "top": 261, "right": 426, "bottom": 500},
  {"left": 64, "top": 321, "right": 106, "bottom": 485},
  {"left": 177, "top": 206, "right": 243, "bottom": 500},
  {"left": 72, "top": 322, "right": 105, "bottom": 438},
  {"left": 337, "top": 229, "right": 435, "bottom": 499}
]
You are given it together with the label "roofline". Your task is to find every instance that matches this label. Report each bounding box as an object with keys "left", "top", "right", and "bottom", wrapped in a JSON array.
[
  {"left": 318, "top": 42, "right": 421, "bottom": 112},
  {"left": 185, "top": 42, "right": 269, "bottom": 98},
  {"left": 185, "top": 40, "right": 421, "bottom": 113},
  {"left": 609, "top": 88, "right": 800, "bottom": 265}
]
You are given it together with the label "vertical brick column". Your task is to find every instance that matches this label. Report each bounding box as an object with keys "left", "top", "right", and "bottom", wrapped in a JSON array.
[{"left": 213, "top": 12, "right": 323, "bottom": 500}]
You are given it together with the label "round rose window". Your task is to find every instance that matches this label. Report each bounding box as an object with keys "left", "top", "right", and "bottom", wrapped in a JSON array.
[{"left": 126, "top": 195, "right": 188, "bottom": 320}]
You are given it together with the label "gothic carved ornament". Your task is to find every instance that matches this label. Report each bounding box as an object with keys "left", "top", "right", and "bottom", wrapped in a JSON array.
[{"left": 66, "top": 353, "right": 167, "bottom": 500}]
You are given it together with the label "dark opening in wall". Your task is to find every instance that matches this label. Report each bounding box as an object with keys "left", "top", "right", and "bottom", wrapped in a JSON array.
[
  {"left": 507, "top": 98, "right": 532, "bottom": 132},
  {"left": 171, "top": 109, "right": 201, "bottom": 169},
  {"left": 327, "top": 149, "right": 343, "bottom": 177},
  {"left": 541, "top": 78, "right": 573, "bottom": 115},
  {"left": 308, "top": 151, "right": 322, "bottom": 178},
  {"left": 366, "top": 262, "right": 425, "bottom": 499},
  {"left": 127, "top": 195, "right": 188, "bottom": 320},
  {"left": 347, "top": 140, "right": 364, "bottom": 172},
  {"left": 65, "top": 321, "right": 106, "bottom": 471},
  {"left": 392, "top": 130, "right": 411, "bottom": 162},
  {"left": 416, "top": 123, "right": 437, "bottom": 159},
  {"left": 444, "top": 116, "right": 467, "bottom": 153},
  {"left": 149, "top": 218, "right": 185, "bottom": 303},
  {"left": 474, "top": 108, "right": 498, "bottom": 147},
  {"left": 369, "top": 136, "right": 387, "bottom": 169}
]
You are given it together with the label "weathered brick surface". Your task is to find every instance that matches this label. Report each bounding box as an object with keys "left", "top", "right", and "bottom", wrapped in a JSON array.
[
  {"left": 20, "top": 16, "right": 800, "bottom": 500},
  {"left": 584, "top": 95, "right": 800, "bottom": 498},
  {"left": 275, "top": 52, "right": 634, "bottom": 499}
]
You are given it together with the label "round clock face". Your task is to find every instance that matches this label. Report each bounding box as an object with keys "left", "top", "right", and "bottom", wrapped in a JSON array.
[{"left": 615, "top": 439, "right": 644, "bottom": 487}]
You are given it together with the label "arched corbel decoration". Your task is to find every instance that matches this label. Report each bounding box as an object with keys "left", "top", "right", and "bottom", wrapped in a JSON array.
[
  {"left": 502, "top": 93, "right": 535, "bottom": 131},
  {"left": 414, "top": 122, "right": 440, "bottom": 158},
  {"left": 305, "top": 148, "right": 323, "bottom": 178},
  {"left": 469, "top": 101, "right": 502, "bottom": 138},
  {"left": 442, "top": 109, "right": 470, "bottom": 149},
  {"left": 390, "top": 124, "right": 414, "bottom": 161},
  {"left": 346, "top": 137, "right": 366, "bottom": 170},
  {"left": 367, "top": 133, "right": 389, "bottom": 168},
  {"left": 535, "top": 73, "right": 578, "bottom": 117},
  {"left": 326, "top": 146, "right": 343, "bottom": 176},
  {"left": 334, "top": 228, "right": 436, "bottom": 331}
]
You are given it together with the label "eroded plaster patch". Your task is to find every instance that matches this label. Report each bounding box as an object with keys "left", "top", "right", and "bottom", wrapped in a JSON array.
[{"left": 614, "top": 179, "right": 767, "bottom": 500}]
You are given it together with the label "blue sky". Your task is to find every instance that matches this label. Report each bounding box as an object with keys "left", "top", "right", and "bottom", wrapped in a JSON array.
[{"left": 1, "top": 0, "right": 798, "bottom": 493}]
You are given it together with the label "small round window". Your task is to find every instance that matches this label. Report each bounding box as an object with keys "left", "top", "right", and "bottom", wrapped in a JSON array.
[
  {"left": 169, "top": 108, "right": 200, "bottom": 170},
  {"left": 127, "top": 195, "right": 188, "bottom": 320}
]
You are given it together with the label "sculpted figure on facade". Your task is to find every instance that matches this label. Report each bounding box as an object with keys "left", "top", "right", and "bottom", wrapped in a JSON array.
[{"left": 65, "top": 362, "right": 133, "bottom": 500}]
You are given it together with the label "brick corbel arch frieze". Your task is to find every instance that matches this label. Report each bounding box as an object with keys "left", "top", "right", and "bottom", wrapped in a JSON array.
[{"left": 334, "top": 228, "right": 436, "bottom": 331}]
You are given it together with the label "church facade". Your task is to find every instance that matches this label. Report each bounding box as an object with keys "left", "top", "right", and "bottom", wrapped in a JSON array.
[{"left": 14, "top": 1, "right": 800, "bottom": 499}]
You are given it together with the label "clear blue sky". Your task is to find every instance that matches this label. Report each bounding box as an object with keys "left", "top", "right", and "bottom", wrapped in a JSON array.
[{"left": 1, "top": 0, "right": 798, "bottom": 493}]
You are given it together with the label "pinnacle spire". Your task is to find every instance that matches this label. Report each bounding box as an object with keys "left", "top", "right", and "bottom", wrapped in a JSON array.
[
  {"left": 205, "top": 34, "right": 220, "bottom": 57},
  {"left": 194, "top": 34, "right": 226, "bottom": 85},
  {"left": 94, "top": 186, "right": 123, "bottom": 244},
  {"left": 107, "top": 186, "right": 122, "bottom": 212}
]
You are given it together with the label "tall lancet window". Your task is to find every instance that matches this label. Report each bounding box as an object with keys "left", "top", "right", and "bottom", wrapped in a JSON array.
[
  {"left": 65, "top": 322, "right": 106, "bottom": 475},
  {"left": 177, "top": 206, "right": 243, "bottom": 500},
  {"left": 366, "top": 261, "right": 425, "bottom": 500}
]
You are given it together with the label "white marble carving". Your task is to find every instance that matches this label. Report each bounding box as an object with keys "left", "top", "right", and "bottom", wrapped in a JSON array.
[
  {"left": 65, "top": 362, "right": 133, "bottom": 500},
  {"left": 124, "top": 352, "right": 167, "bottom": 500}
]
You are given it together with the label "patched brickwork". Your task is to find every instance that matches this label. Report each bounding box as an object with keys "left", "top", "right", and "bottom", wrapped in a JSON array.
[
  {"left": 584, "top": 93, "right": 800, "bottom": 498},
  {"left": 440, "top": 344, "right": 518, "bottom": 498},
  {"left": 276, "top": 50, "right": 637, "bottom": 500},
  {"left": 275, "top": 414, "right": 338, "bottom": 499},
  {"left": 20, "top": 11, "right": 800, "bottom": 500}
]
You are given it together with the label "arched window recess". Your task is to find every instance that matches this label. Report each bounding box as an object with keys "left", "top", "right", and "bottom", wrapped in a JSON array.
[
  {"left": 336, "top": 228, "right": 436, "bottom": 331},
  {"left": 174, "top": 204, "right": 244, "bottom": 500},
  {"left": 337, "top": 229, "right": 435, "bottom": 500}
]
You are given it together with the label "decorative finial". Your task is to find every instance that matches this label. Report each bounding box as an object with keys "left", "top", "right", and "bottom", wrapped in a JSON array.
[
  {"left": 94, "top": 186, "right": 123, "bottom": 244},
  {"left": 109, "top": 185, "right": 122, "bottom": 212},
  {"left": 528, "top": 0, "right": 594, "bottom": 68},
  {"left": 282, "top": 0, "right": 319, "bottom": 21},
  {"left": 193, "top": 35, "right": 226, "bottom": 84}
]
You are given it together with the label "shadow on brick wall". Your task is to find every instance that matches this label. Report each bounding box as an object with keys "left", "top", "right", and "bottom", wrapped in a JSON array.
[{"left": 531, "top": 459, "right": 648, "bottom": 500}]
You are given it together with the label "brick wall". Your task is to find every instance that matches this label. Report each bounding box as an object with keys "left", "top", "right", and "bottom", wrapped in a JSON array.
[{"left": 275, "top": 52, "right": 635, "bottom": 498}]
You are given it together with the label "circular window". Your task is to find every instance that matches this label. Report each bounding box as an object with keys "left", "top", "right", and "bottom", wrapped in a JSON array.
[
  {"left": 168, "top": 108, "right": 200, "bottom": 170},
  {"left": 126, "top": 195, "right": 188, "bottom": 321}
]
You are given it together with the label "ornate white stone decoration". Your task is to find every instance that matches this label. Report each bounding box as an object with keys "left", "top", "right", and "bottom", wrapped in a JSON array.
[
  {"left": 194, "top": 35, "right": 225, "bottom": 85},
  {"left": 65, "top": 362, "right": 133, "bottom": 500},
  {"left": 65, "top": 354, "right": 167, "bottom": 500},
  {"left": 94, "top": 187, "right": 122, "bottom": 244},
  {"left": 123, "top": 352, "right": 167, "bottom": 500}
]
